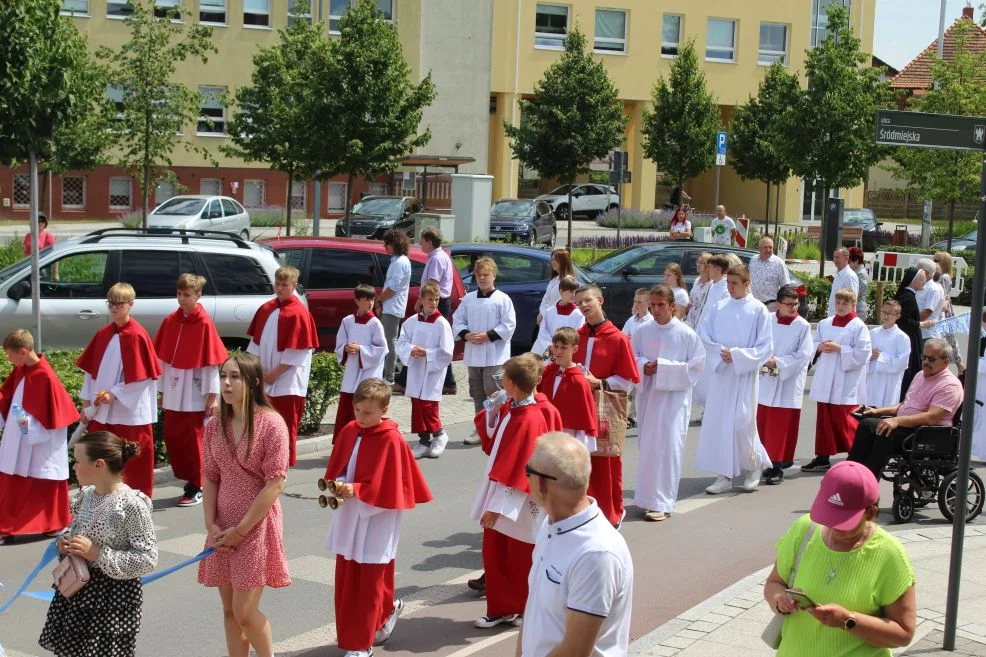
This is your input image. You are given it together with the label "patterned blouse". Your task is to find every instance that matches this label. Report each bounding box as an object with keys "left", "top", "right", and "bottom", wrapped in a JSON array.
[
  {"left": 686, "top": 279, "right": 711, "bottom": 328},
  {"left": 67, "top": 485, "right": 158, "bottom": 580}
]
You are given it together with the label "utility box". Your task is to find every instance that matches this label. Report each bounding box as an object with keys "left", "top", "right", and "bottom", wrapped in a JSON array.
[
  {"left": 824, "top": 198, "right": 844, "bottom": 260},
  {"left": 412, "top": 213, "right": 455, "bottom": 241},
  {"left": 451, "top": 174, "right": 494, "bottom": 242},
  {"left": 693, "top": 226, "right": 712, "bottom": 243}
]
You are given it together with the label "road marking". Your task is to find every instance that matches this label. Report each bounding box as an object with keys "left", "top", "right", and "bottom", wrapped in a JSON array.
[
  {"left": 156, "top": 533, "right": 208, "bottom": 558},
  {"left": 443, "top": 629, "right": 519, "bottom": 657},
  {"left": 286, "top": 555, "right": 335, "bottom": 586}
]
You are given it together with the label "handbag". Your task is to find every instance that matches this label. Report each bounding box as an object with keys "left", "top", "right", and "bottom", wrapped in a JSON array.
[
  {"left": 591, "top": 386, "right": 628, "bottom": 457},
  {"left": 761, "top": 522, "right": 817, "bottom": 649},
  {"left": 52, "top": 489, "right": 121, "bottom": 598}
]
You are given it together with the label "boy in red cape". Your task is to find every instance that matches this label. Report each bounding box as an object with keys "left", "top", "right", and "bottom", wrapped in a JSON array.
[
  {"left": 0, "top": 329, "right": 80, "bottom": 540},
  {"left": 470, "top": 354, "right": 548, "bottom": 629},
  {"left": 324, "top": 378, "right": 432, "bottom": 657},
  {"left": 539, "top": 327, "right": 598, "bottom": 452},
  {"left": 247, "top": 265, "right": 319, "bottom": 466},
  {"left": 154, "top": 274, "right": 227, "bottom": 507},
  {"left": 76, "top": 283, "right": 161, "bottom": 497},
  {"left": 333, "top": 284, "right": 387, "bottom": 443}
]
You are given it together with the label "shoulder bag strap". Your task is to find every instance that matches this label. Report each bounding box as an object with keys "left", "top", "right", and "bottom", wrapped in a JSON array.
[{"left": 787, "top": 522, "right": 817, "bottom": 588}]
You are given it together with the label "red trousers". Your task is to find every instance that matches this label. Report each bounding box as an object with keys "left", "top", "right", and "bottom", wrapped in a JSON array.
[
  {"left": 757, "top": 405, "right": 802, "bottom": 465},
  {"left": 333, "top": 392, "right": 355, "bottom": 444},
  {"left": 162, "top": 409, "right": 205, "bottom": 489},
  {"left": 482, "top": 528, "right": 533, "bottom": 617},
  {"left": 410, "top": 398, "right": 441, "bottom": 434},
  {"left": 88, "top": 421, "right": 155, "bottom": 497},
  {"left": 0, "top": 473, "right": 71, "bottom": 536},
  {"left": 814, "top": 403, "right": 858, "bottom": 457},
  {"left": 335, "top": 557, "right": 395, "bottom": 651},
  {"left": 588, "top": 455, "right": 624, "bottom": 525},
  {"left": 270, "top": 395, "right": 306, "bottom": 467}
]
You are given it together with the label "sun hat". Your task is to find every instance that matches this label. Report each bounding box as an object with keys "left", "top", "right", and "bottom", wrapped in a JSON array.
[{"left": 810, "top": 461, "right": 880, "bottom": 531}]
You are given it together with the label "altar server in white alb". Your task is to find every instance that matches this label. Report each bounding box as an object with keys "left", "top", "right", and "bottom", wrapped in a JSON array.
[
  {"left": 453, "top": 257, "right": 516, "bottom": 430},
  {"left": 692, "top": 253, "right": 731, "bottom": 412},
  {"left": 756, "top": 285, "right": 814, "bottom": 486},
  {"left": 863, "top": 300, "right": 912, "bottom": 408},
  {"left": 531, "top": 275, "right": 585, "bottom": 356},
  {"left": 397, "top": 281, "right": 454, "bottom": 459},
  {"left": 802, "top": 288, "right": 872, "bottom": 473},
  {"left": 696, "top": 265, "right": 774, "bottom": 494},
  {"left": 631, "top": 286, "right": 705, "bottom": 522},
  {"left": 333, "top": 284, "right": 388, "bottom": 440}
]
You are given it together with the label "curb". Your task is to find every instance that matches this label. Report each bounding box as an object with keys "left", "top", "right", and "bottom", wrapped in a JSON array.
[{"left": 785, "top": 258, "right": 821, "bottom": 265}]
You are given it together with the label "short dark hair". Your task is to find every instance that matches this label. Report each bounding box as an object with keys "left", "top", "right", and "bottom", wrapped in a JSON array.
[
  {"left": 776, "top": 284, "right": 799, "bottom": 303},
  {"left": 383, "top": 228, "right": 410, "bottom": 255},
  {"left": 706, "top": 254, "right": 730, "bottom": 272},
  {"left": 420, "top": 227, "right": 443, "bottom": 247},
  {"left": 558, "top": 275, "right": 579, "bottom": 293},
  {"left": 354, "top": 283, "right": 376, "bottom": 300},
  {"left": 648, "top": 284, "right": 675, "bottom": 305},
  {"left": 552, "top": 326, "right": 579, "bottom": 346}
]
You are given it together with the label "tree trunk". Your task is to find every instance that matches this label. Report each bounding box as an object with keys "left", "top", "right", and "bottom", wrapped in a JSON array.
[
  {"left": 566, "top": 186, "right": 574, "bottom": 250},
  {"left": 285, "top": 171, "right": 294, "bottom": 237},
  {"left": 343, "top": 173, "right": 355, "bottom": 237},
  {"left": 947, "top": 198, "right": 955, "bottom": 252},
  {"left": 764, "top": 182, "right": 771, "bottom": 234},
  {"left": 29, "top": 152, "right": 42, "bottom": 351},
  {"left": 774, "top": 183, "right": 781, "bottom": 237},
  {"left": 818, "top": 184, "right": 830, "bottom": 278},
  {"left": 142, "top": 109, "right": 152, "bottom": 232}
]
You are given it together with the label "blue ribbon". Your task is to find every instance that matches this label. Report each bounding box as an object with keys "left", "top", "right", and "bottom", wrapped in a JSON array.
[{"left": 0, "top": 540, "right": 59, "bottom": 614}]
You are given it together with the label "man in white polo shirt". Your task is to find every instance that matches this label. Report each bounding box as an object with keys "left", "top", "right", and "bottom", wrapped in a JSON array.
[{"left": 519, "top": 432, "right": 633, "bottom": 657}]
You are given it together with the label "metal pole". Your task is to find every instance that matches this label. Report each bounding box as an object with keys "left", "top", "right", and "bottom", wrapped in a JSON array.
[
  {"left": 936, "top": 0, "right": 947, "bottom": 61},
  {"left": 714, "top": 166, "right": 721, "bottom": 209},
  {"left": 312, "top": 177, "right": 321, "bottom": 236},
  {"left": 616, "top": 181, "right": 622, "bottom": 243},
  {"left": 942, "top": 149, "right": 986, "bottom": 651},
  {"left": 922, "top": 199, "right": 932, "bottom": 248},
  {"left": 29, "top": 152, "right": 42, "bottom": 352}
]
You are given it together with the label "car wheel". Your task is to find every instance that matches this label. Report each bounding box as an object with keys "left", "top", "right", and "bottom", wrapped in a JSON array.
[
  {"left": 239, "top": 229, "right": 251, "bottom": 241},
  {"left": 556, "top": 204, "right": 570, "bottom": 222}
]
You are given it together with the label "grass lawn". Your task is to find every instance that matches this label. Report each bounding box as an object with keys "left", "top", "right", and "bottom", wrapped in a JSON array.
[{"left": 572, "top": 247, "right": 615, "bottom": 267}]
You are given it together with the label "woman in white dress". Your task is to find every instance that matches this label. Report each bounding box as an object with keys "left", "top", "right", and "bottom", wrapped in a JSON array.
[
  {"left": 665, "top": 263, "right": 690, "bottom": 321},
  {"left": 537, "top": 248, "right": 576, "bottom": 323}
]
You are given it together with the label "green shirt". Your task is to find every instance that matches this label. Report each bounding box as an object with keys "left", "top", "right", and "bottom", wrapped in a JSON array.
[{"left": 775, "top": 515, "right": 915, "bottom": 657}]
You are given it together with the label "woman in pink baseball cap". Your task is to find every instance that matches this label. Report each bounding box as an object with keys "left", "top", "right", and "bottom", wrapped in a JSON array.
[{"left": 762, "top": 461, "right": 916, "bottom": 656}]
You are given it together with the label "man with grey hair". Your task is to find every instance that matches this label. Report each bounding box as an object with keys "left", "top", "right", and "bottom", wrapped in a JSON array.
[
  {"left": 915, "top": 257, "right": 944, "bottom": 341},
  {"left": 849, "top": 338, "right": 963, "bottom": 478},
  {"left": 748, "top": 236, "right": 789, "bottom": 304},
  {"left": 518, "top": 433, "right": 633, "bottom": 657},
  {"left": 826, "top": 247, "right": 858, "bottom": 318}
]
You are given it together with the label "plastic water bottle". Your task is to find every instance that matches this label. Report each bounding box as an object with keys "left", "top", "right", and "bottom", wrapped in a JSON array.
[
  {"left": 483, "top": 389, "right": 508, "bottom": 414},
  {"left": 10, "top": 404, "right": 28, "bottom": 437}
]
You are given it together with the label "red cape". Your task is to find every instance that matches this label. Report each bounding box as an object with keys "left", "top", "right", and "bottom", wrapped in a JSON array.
[
  {"left": 324, "top": 419, "right": 432, "bottom": 509},
  {"left": 576, "top": 320, "right": 640, "bottom": 383},
  {"left": 76, "top": 319, "right": 162, "bottom": 384},
  {"left": 485, "top": 404, "right": 547, "bottom": 494},
  {"left": 534, "top": 392, "right": 563, "bottom": 432},
  {"left": 0, "top": 355, "right": 79, "bottom": 430},
  {"left": 538, "top": 363, "right": 597, "bottom": 434},
  {"left": 154, "top": 304, "right": 228, "bottom": 369},
  {"left": 247, "top": 295, "right": 319, "bottom": 352}
]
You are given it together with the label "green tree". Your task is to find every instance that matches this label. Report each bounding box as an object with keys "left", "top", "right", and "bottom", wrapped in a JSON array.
[
  {"left": 223, "top": 16, "right": 333, "bottom": 236},
  {"left": 889, "top": 19, "right": 986, "bottom": 249},
  {"left": 104, "top": 0, "right": 216, "bottom": 231},
  {"left": 777, "top": 3, "right": 891, "bottom": 275},
  {"left": 641, "top": 41, "right": 722, "bottom": 206},
  {"left": 311, "top": 0, "right": 436, "bottom": 236},
  {"left": 504, "top": 27, "right": 628, "bottom": 248},
  {"left": 730, "top": 63, "right": 800, "bottom": 233}
]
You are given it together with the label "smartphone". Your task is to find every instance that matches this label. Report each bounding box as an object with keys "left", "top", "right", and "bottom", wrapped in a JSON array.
[{"left": 785, "top": 589, "right": 817, "bottom": 609}]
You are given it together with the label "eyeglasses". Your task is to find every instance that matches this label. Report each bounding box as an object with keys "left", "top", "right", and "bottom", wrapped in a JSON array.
[
  {"left": 921, "top": 354, "right": 945, "bottom": 362},
  {"left": 880, "top": 310, "right": 900, "bottom": 316},
  {"left": 525, "top": 464, "right": 557, "bottom": 481},
  {"left": 778, "top": 301, "right": 799, "bottom": 308},
  {"left": 106, "top": 300, "right": 130, "bottom": 308}
]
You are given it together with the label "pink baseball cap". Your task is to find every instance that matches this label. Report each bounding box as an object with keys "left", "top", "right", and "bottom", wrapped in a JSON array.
[{"left": 810, "top": 461, "right": 880, "bottom": 531}]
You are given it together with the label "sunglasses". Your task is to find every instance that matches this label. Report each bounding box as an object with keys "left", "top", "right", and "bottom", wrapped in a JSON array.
[
  {"left": 525, "top": 464, "right": 557, "bottom": 481},
  {"left": 106, "top": 300, "right": 130, "bottom": 308}
]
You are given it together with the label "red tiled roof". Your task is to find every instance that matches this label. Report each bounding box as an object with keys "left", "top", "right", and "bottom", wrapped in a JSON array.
[{"left": 889, "top": 16, "right": 986, "bottom": 91}]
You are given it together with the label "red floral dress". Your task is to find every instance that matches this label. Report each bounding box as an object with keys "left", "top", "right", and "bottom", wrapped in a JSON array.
[{"left": 197, "top": 411, "right": 291, "bottom": 590}]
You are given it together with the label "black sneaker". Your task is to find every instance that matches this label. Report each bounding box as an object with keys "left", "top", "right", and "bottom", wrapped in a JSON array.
[
  {"left": 764, "top": 467, "right": 784, "bottom": 485},
  {"left": 178, "top": 489, "right": 203, "bottom": 507},
  {"left": 800, "top": 456, "right": 831, "bottom": 472},
  {"left": 467, "top": 573, "right": 486, "bottom": 593}
]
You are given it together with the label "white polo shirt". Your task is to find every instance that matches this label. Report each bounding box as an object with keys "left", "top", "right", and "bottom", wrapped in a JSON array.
[{"left": 522, "top": 499, "right": 634, "bottom": 657}]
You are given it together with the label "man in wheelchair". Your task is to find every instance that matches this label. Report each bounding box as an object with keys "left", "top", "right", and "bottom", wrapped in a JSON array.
[{"left": 848, "top": 339, "right": 964, "bottom": 479}]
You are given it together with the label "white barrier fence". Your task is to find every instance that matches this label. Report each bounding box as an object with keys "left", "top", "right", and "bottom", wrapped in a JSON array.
[{"left": 870, "top": 251, "right": 968, "bottom": 298}]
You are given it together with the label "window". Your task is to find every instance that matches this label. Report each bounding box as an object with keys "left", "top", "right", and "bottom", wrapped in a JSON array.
[
  {"left": 662, "top": 14, "right": 682, "bottom": 56},
  {"left": 307, "top": 250, "right": 376, "bottom": 290},
  {"left": 109, "top": 177, "right": 132, "bottom": 210},
  {"left": 277, "top": 248, "right": 306, "bottom": 270},
  {"left": 759, "top": 23, "right": 788, "bottom": 65},
  {"left": 107, "top": 0, "right": 133, "bottom": 18},
  {"left": 121, "top": 251, "right": 192, "bottom": 298},
  {"left": 200, "top": 178, "right": 222, "bottom": 196},
  {"left": 329, "top": 0, "right": 391, "bottom": 32},
  {"left": 197, "top": 86, "right": 225, "bottom": 135},
  {"left": 204, "top": 200, "right": 223, "bottom": 219},
  {"left": 62, "top": 176, "right": 86, "bottom": 210},
  {"left": 290, "top": 181, "right": 306, "bottom": 211},
  {"left": 244, "top": 0, "right": 269, "bottom": 27},
  {"left": 39, "top": 252, "right": 108, "bottom": 299},
  {"left": 155, "top": 179, "right": 176, "bottom": 205},
  {"left": 594, "top": 9, "right": 627, "bottom": 54},
  {"left": 368, "top": 182, "right": 388, "bottom": 196},
  {"left": 328, "top": 182, "right": 348, "bottom": 211},
  {"left": 202, "top": 254, "right": 273, "bottom": 295},
  {"left": 221, "top": 198, "right": 242, "bottom": 216},
  {"left": 244, "top": 180, "right": 266, "bottom": 208},
  {"left": 199, "top": 0, "right": 225, "bottom": 23},
  {"left": 106, "top": 84, "right": 125, "bottom": 121},
  {"left": 154, "top": 0, "right": 180, "bottom": 19},
  {"left": 61, "top": 0, "right": 88, "bottom": 14},
  {"left": 706, "top": 18, "right": 737, "bottom": 62},
  {"left": 811, "top": 0, "right": 850, "bottom": 48},
  {"left": 535, "top": 4, "right": 568, "bottom": 49},
  {"left": 410, "top": 259, "right": 425, "bottom": 287},
  {"left": 631, "top": 251, "right": 681, "bottom": 276},
  {"left": 12, "top": 174, "right": 31, "bottom": 209},
  {"left": 288, "top": 0, "right": 312, "bottom": 25},
  {"left": 488, "top": 254, "right": 549, "bottom": 284}
]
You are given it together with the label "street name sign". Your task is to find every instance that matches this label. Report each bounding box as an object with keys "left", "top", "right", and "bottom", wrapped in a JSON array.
[{"left": 875, "top": 109, "right": 986, "bottom": 151}]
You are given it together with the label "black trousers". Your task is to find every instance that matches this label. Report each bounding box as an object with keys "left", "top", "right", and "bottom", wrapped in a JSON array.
[
  {"left": 396, "top": 296, "right": 456, "bottom": 389},
  {"left": 847, "top": 417, "right": 910, "bottom": 480}
]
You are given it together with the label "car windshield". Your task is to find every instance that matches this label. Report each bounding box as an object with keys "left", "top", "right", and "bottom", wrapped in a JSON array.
[
  {"left": 842, "top": 210, "right": 873, "bottom": 225},
  {"left": 584, "top": 246, "right": 648, "bottom": 274},
  {"left": 961, "top": 230, "right": 978, "bottom": 240},
  {"left": 0, "top": 256, "right": 30, "bottom": 283},
  {"left": 548, "top": 185, "right": 575, "bottom": 195},
  {"left": 491, "top": 201, "right": 534, "bottom": 219},
  {"left": 152, "top": 198, "right": 207, "bottom": 216},
  {"left": 352, "top": 198, "right": 402, "bottom": 219}
]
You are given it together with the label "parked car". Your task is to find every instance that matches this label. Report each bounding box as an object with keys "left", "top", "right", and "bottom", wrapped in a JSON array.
[
  {"left": 148, "top": 195, "right": 251, "bottom": 240},
  {"left": 0, "top": 229, "right": 283, "bottom": 349},
  {"left": 334, "top": 196, "right": 423, "bottom": 240},
  {"left": 535, "top": 184, "right": 620, "bottom": 221},
  {"left": 446, "top": 243, "right": 592, "bottom": 353},
  {"left": 582, "top": 243, "right": 808, "bottom": 329},
  {"left": 488, "top": 198, "right": 557, "bottom": 248},
  {"left": 261, "top": 236, "right": 465, "bottom": 352},
  {"left": 933, "top": 228, "right": 977, "bottom": 252},
  {"left": 840, "top": 208, "right": 882, "bottom": 250}
]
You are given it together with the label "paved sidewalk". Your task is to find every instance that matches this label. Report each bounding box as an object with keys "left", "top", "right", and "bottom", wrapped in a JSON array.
[{"left": 630, "top": 525, "right": 986, "bottom": 657}]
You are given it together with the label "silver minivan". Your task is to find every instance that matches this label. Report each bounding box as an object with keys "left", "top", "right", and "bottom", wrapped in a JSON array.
[{"left": 147, "top": 195, "right": 251, "bottom": 240}]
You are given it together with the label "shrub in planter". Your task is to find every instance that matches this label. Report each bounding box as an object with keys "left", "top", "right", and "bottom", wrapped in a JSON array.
[{"left": 298, "top": 351, "right": 343, "bottom": 435}]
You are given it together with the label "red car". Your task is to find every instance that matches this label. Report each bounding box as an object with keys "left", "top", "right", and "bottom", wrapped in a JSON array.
[{"left": 260, "top": 236, "right": 465, "bottom": 351}]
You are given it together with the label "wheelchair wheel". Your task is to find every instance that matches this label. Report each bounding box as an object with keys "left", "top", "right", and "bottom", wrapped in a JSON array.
[
  {"left": 938, "top": 470, "right": 985, "bottom": 523},
  {"left": 892, "top": 493, "right": 915, "bottom": 523}
]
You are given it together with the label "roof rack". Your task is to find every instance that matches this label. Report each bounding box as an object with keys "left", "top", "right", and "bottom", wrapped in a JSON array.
[{"left": 80, "top": 228, "right": 252, "bottom": 249}]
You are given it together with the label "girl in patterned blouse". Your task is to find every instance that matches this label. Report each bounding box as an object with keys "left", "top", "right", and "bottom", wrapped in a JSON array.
[{"left": 39, "top": 431, "right": 158, "bottom": 657}]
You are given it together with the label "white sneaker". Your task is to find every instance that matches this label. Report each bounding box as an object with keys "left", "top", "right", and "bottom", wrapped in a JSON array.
[
  {"left": 705, "top": 476, "right": 732, "bottom": 495},
  {"left": 374, "top": 599, "right": 403, "bottom": 644},
  {"left": 463, "top": 431, "right": 481, "bottom": 446},
  {"left": 427, "top": 432, "right": 449, "bottom": 458},
  {"left": 411, "top": 443, "right": 430, "bottom": 460},
  {"left": 512, "top": 615, "right": 524, "bottom": 627},
  {"left": 737, "top": 470, "right": 760, "bottom": 493},
  {"left": 474, "top": 614, "right": 517, "bottom": 629},
  {"left": 343, "top": 650, "right": 372, "bottom": 657}
]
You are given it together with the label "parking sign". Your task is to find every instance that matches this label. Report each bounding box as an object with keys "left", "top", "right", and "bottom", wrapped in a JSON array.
[{"left": 716, "top": 131, "right": 728, "bottom": 155}]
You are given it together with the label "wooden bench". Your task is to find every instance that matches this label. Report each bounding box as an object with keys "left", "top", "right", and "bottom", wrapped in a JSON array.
[{"left": 805, "top": 225, "right": 863, "bottom": 247}]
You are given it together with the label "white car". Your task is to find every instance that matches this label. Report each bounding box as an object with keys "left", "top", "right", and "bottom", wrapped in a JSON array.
[
  {"left": 148, "top": 195, "right": 251, "bottom": 240},
  {"left": 535, "top": 184, "right": 620, "bottom": 221}
]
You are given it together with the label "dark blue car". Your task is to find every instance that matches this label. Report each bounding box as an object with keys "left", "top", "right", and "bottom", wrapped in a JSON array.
[{"left": 447, "top": 243, "right": 592, "bottom": 353}]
